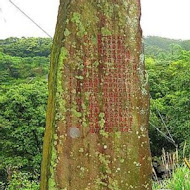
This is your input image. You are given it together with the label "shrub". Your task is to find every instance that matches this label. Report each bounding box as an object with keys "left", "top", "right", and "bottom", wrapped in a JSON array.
[
  {"left": 153, "top": 166, "right": 190, "bottom": 190},
  {"left": 6, "top": 171, "right": 39, "bottom": 190}
]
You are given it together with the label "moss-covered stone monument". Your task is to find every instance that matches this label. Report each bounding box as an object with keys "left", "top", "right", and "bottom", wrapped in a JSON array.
[{"left": 40, "top": 0, "right": 152, "bottom": 189}]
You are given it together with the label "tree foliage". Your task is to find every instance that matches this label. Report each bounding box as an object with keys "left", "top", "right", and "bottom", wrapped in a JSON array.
[
  {"left": 0, "top": 81, "right": 48, "bottom": 185},
  {"left": 146, "top": 40, "right": 190, "bottom": 156},
  {"left": 0, "top": 38, "right": 49, "bottom": 187},
  {"left": 0, "top": 37, "right": 52, "bottom": 57},
  {"left": 0, "top": 52, "right": 49, "bottom": 84}
]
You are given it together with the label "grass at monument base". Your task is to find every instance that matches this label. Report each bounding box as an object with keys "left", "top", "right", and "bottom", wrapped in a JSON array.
[{"left": 153, "top": 166, "right": 190, "bottom": 190}]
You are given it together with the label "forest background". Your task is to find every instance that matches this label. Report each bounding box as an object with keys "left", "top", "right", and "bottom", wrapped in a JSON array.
[{"left": 0, "top": 36, "right": 189, "bottom": 189}]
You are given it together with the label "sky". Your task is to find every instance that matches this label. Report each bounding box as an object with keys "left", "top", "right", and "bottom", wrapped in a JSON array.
[{"left": 0, "top": 0, "right": 190, "bottom": 40}]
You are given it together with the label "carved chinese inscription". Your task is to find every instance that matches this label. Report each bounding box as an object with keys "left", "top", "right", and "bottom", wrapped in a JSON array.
[{"left": 83, "top": 35, "right": 135, "bottom": 133}]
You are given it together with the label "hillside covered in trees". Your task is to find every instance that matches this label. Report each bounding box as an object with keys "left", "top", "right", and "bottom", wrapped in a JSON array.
[{"left": 0, "top": 36, "right": 189, "bottom": 189}]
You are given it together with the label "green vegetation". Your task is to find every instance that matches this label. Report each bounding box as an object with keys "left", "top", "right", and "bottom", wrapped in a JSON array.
[
  {"left": 0, "top": 36, "right": 190, "bottom": 189},
  {"left": 153, "top": 166, "right": 190, "bottom": 190},
  {"left": 0, "top": 37, "right": 52, "bottom": 57},
  {"left": 1, "top": 171, "right": 39, "bottom": 190},
  {"left": 146, "top": 37, "right": 190, "bottom": 156},
  {"left": 145, "top": 36, "right": 190, "bottom": 58},
  {"left": 0, "top": 37, "right": 49, "bottom": 189}
]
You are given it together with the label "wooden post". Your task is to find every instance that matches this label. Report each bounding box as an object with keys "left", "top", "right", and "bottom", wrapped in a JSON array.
[{"left": 40, "top": 0, "right": 152, "bottom": 189}]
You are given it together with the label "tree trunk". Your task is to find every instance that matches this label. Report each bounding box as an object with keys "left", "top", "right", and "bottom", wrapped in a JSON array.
[{"left": 40, "top": 0, "right": 152, "bottom": 189}]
